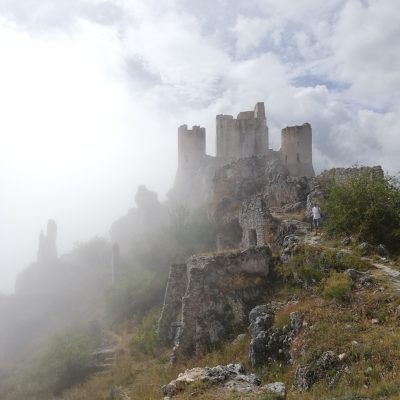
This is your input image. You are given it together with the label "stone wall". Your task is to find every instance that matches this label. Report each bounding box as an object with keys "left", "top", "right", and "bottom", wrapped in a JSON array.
[
  {"left": 178, "top": 124, "right": 206, "bottom": 169},
  {"left": 281, "top": 123, "right": 315, "bottom": 177},
  {"left": 158, "top": 247, "right": 272, "bottom": 361},
  {"left": 317, "top": 165, "right": 384, "bottom": 186},
  {"left": 239, "top": 196, "right": 269, "bottom": 248},
  {"left": 216, "top": 103, "right": 269, "bottom": 165}
]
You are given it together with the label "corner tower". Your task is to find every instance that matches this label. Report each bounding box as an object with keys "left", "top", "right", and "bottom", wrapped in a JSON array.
[
  {"left": 216, "top": 102, "right": 269, "bottom": 164},
  {"left": 281, "top": 123, "right": 315, "bottom": 177},
  {"left": 178, "top": 124, "right": 206, "bottom": 169}
]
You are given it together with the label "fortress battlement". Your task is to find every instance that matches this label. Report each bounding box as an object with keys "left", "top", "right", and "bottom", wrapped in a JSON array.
[{"left": 177, "top": 102, "right": 315, "bottom": 178}]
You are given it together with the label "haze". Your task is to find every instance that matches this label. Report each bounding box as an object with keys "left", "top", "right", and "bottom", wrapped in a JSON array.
[{"left": 0, "top": 0, "right": 399, "bottom": 293}]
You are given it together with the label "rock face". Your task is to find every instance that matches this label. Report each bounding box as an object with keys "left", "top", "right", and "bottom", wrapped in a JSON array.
[
  {"left": 248, "top": 305, "right": 304, "bottom": 368},
  {"left": 158, "top": 247, "right": 272, "bottom": 361},
  {"left": 213, "top": 158, "right": 310, "bottom": 223}
]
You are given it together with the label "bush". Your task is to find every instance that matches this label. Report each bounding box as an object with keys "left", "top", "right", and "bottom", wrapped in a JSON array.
[
  {"left": 24, "top": 332, "right": 97, "bottom": 396},
  {"left": 105, "top": 269, "right": 167, "bottom": 322},
  {"left": 322, "top": 271, "right": 352, "bottom": 301},
  {"left": 276, "top": 245, "right": 371, "bottom": 286},
  {"left": 130, "top": 309, "right": 161, "bottom": 358},
  {"left": 322, "top": 171, "right": 400, "bottom": 251}
]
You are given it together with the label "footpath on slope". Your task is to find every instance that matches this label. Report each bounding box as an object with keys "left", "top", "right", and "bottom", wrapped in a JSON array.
[{"left": 273, "top": 209, "right": 400, "bottom": 292}]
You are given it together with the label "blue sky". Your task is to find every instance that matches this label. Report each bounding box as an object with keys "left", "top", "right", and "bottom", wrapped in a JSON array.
[{"left": 0, "top": 0, "right": 399, "bottom": 293}]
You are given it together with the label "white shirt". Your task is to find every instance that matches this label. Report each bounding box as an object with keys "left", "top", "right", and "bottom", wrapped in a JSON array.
[{"left": 312, "top": 206, "right": 321, "bottom": 219}]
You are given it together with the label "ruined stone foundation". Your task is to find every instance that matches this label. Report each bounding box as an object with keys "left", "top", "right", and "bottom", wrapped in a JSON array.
[{"left": 158, "top": 247, "right": 272, "bottom": 362}]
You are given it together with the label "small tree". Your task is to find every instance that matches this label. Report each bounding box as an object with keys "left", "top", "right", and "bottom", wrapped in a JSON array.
[{"left": 322, "top": 171, "right": 400, "bottom": 251}]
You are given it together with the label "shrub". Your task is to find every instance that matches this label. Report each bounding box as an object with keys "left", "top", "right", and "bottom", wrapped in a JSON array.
[
  {"left": 24, "top": 332, "right": 97, "bottom": 396},
  {"left": 105, "top": 269, "right": 167, "bottom": 322},
  {"left": 322, "top": 171, "right": 400, "bottom": 251},
  {"left": 322, "top": 271, "right": 352, "bottom": 300},
  {"left": 276, "top": 245, "right": 371, "bottom": 286},
  {"left": 130, "top": 309, "right": 161, "bottom": 358}
]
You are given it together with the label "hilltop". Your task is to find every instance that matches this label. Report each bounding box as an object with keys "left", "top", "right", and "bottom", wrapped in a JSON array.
[{"left": 1, "top": 102, "right": 400, "bottom": 400}]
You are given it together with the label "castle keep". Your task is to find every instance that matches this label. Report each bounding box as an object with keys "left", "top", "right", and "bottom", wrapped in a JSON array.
[
  {"left": 177, "top": 101, "right": 315, "bottom": 177},
  {"left": 217, "top": 102, "right": 268, "bottom": 163}
]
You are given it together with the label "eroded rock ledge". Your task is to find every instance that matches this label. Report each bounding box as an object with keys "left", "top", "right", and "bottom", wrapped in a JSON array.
[{"left": 158, "top": 247, "right": 272, "bottom": 361}]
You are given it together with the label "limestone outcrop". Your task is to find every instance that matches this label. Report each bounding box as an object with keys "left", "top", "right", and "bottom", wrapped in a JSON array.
[
  {"left": 158, "top": 247, "right": 272, "bottom": 361},
  {"left": 213, "top": 158, "right": 310, "bottom": 223},
  {"left": 248, "top": 304, "right": 304, "bottom": 368},
  {"left": 37, "top": 219, "right": 58, "bottom": 265},
  {"left": 162, "top": 363, "right": 287, "bottom": 399},
  {"left": 109, "top": 185, "right": 167, "bottom": 252}
]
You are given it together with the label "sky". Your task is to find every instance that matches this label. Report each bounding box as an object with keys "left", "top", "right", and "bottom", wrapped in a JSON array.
[{"left": 0, "top": 0, "right": 399, "bottom": 293}]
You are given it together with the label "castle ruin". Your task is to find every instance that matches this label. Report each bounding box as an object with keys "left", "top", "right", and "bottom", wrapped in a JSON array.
[{"left": 177, "top": 101, "right": 315, "bottom": 177}]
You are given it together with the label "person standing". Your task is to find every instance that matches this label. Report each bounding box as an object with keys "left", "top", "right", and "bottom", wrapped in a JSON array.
[{"left": 312, "top": 203, "right": 321, "bottom": 235}]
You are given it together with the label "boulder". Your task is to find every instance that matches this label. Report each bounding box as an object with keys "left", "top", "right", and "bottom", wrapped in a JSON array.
[
  {"left": 377, "top": 244, "right": 389, "bottom": 258},
  {"left": 161, "top": 363, "right": 261, "bottom": 397},
  {"left": 341, "top": 236, "right": 352, "bottom": 246},
  {"left": 358, "top": 242, "right": 373, "bottom": 256},
  {"left": 293, "top": 351, "right": 338, "bottom": 391},
  {"left": 280, "top": 234, "right": 300, "bottom": 264},
  {"left": 261, "top": 382, "right": 287, "bottom": 399}
]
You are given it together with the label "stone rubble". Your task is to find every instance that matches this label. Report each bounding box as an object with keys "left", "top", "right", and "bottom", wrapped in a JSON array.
[{"left": 161, "top": 363, "right": 261, "bottom": 397}]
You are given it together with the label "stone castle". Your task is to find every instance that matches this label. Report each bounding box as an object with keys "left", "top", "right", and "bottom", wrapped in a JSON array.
[
  {"left": 158, "top": 102, "right": 319, "bottom": 361},
  {"left": 177, "top": 102, "right": 315, "bottom": 177}
]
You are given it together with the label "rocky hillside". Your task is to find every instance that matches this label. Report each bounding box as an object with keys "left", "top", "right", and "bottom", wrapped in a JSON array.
[{"left": 1, "top": 158, "right": 399, "bottom": 400}]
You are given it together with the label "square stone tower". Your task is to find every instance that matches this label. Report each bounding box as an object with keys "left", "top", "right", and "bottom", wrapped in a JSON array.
[
  {"left": 216, "top": 102, "right": 269, "bottom": 164},
  {"left": 178, "top": 124, "right": 206, "bottom": 169},
  {"left": 281, "top": 123, "right": 315, "bottom": 177}
]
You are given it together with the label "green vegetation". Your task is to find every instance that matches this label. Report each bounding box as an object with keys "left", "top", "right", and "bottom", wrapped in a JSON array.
[
  {"left": 321, "top": 271, "right": 352, "bottom": 301},
  {"left": 130, "top": 309, "right": 161, "bottom": 358},
  {"left": 276, "top": 245, "right": 371, "bottom": 286},
  {"left": 22, "top": 332, "right": 98, "bottom": 398},
  {"left": 322, "top": 171, "right": 400, "bottom": 251},
  {"left": 106, "top": 205, "right": 218, "bottom": 323}
]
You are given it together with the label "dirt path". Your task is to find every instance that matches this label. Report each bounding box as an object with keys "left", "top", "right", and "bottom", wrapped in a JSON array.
[{"left": 298, "top": 223, "right": 400, "bottom": 292}]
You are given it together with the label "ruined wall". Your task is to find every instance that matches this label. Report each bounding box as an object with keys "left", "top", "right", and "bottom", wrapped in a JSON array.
[
  {"left": 317, "top": 165, "right": 384, "bottom": 186},
  {"left": 178, "top": 124, "right": 206, "bottom": 169},
  {"left": 158, "top": 247, "right": 272, "bottom": 361},
  {"left": 281, "top": 123, "right": 315, "bottom": 177},
  {"left": 239, "top": 196, "right": 269, "bottom": 248},
  {"left": 216, "top": 103, "right": 268, "bottom": 164}
]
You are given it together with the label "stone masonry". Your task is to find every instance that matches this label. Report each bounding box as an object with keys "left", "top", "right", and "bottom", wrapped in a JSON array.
[
  {"left": 158, "top": 247, "right": 272, "bottom": 362},
  {"left": 239, "top": 196, "right": 269, "bottom": 249},
  {"left": 216, "top": 102, "right": 269, "bottom": 164},
  {"left": 170, "top": 102, "right": 315, "bottom": 209}
]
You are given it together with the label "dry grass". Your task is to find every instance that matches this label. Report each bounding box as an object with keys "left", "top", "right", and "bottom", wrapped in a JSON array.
[{"left": 59, "top": 276, "right": 400, "bottom": 400}]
